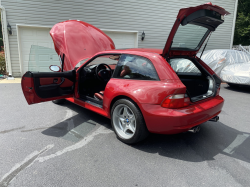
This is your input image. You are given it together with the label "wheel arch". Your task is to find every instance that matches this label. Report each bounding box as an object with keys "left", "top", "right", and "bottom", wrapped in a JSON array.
[
  {"left": 109, "top": 95, "right": 142, "bottom": 117},
  {"left": 109, "top": 95, "right": 149, "bottom": 129}
]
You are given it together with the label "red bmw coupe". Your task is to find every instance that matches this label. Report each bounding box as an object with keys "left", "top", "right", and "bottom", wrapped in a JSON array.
[{"left": 21, "top": 3, "right": 229, "bottom": 144}]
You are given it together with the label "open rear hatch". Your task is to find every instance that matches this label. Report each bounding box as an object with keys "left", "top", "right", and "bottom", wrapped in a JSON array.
[
  {"left": 162, "top": 2, "right": 230, "bottom": 58},
  {"left": 162, "top": 3, "right": 230, "bottom": 102}
]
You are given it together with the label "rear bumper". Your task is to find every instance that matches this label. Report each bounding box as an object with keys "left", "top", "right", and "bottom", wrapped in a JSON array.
[{"left": 140, "top": 96, "right": 224, "bottom": 134}]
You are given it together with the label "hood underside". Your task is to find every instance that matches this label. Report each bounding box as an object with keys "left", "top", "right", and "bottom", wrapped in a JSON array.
[{"left": 50, "top": 20, "right": 115, "bottom": 71}]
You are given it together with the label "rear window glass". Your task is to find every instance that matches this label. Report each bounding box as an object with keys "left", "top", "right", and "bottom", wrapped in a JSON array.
[
  {"left": 113, "top": 54, "right": 159, "bottom": 80},
  {"left": 171, "top": 25, "right": 209, "bottom": 50},
  {"left": 169, "top": 58, "right": 201, "bottom": 74}
]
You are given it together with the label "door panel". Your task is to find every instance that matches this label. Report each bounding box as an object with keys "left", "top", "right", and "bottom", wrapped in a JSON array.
[
  {"left": 39, "top": 77, "right": 74, "bottom": 87},
  {"left": 21, "top": 70, "right": 76, "bottom": 105}
]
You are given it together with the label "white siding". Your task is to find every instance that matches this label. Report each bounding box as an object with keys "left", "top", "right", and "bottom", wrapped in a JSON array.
[
  {"left": 17, "top": 26, "right": 138, "bottom": 75},
  {"left": 1, "top": 0, "right": 237, "bottom": 77}
]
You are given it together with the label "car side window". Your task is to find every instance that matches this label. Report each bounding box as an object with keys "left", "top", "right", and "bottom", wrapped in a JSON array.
[
  {"left": 28, "top": 45, "right": 62, "bottom": 72},
  {"left": 113, "top": 54, "right": 159, "bottom": 80}
]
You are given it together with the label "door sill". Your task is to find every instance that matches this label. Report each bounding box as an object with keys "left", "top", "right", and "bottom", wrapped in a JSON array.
[
  {"left": 85, "top": 100, "right": 103, "bottom": 108},
  {"left": 79, "top": 95, "right": 103, "bottom": 108}
]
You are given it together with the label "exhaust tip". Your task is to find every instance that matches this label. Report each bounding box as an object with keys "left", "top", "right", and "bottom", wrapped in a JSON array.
[
  {"left": 188, "top": 126, "right": 200, "bottom": 133},
  {"left": 196, "top": 126, "right": 201, "bottom": 132},
  {"left": 209, "top": 116, "right": 219, "bottom": 122}
]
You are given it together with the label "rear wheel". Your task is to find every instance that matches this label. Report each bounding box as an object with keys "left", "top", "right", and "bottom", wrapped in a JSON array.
[
  {"left": 228, "top": 83, "right": 238, "bottom": 88},
  {"left": 111, "top": 99, "right": 149, "bottom": 144},
  {"left": 52, "top": 99, "right": 65, "bottom": 104}
]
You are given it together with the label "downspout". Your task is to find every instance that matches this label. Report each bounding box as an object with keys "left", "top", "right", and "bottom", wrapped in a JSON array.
[
  {"left": 230, "top": 0, "right": 239, "bottom": 49},
  {"left": 0, "top": 5, "right": 12, "bottom": 76}
]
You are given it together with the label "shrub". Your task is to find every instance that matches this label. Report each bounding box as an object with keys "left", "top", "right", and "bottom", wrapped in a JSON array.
[{"left": 0, "top": 51, "right": 7, "bottom": 75}]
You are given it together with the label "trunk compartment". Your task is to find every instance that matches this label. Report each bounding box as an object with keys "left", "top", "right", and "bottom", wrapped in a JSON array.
[
  {"left": 177, "top": 73, "right": 214, "bottom": 102},
  {"left": 169, "top": 57, "right": 217, "bottom": 102},
  {"left": 177, "top": 73, "right": 209, "bottom": 97}
]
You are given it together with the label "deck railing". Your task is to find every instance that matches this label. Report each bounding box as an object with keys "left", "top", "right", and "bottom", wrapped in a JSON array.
[{"left": 232, "top": 45, "right": 250, "bottom": 54}]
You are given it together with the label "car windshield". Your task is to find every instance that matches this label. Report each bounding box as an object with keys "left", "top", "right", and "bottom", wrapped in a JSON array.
[
  {"left": 171, "top": 24, "right": 209, "bottom": 50},
  {"left": 85, "top": 55, "right": 120, "bottom": 67}
]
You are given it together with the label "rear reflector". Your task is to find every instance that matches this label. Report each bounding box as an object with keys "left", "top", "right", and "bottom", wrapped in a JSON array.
[{"left": 161, "top": 94, "right": 190, "bottom": 109}]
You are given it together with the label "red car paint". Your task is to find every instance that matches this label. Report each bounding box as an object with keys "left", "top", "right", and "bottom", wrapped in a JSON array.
[
  {"left": 40, "top": 78, "right": 73, "bottom": 87},
  {"left": 140, "top": 96, "right": 223, "bottom": 134},
  {"left": 21, "top": 3, "right": 228, "bottom": 134},
  {"left": 50, "top": 20, "right": 115, "bottom": 71},
  {"left": 22, "top": 77, "right": 74, "bottom": 104}
]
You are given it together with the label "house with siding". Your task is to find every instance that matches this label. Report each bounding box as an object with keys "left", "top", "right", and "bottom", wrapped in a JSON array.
[{"left": 0, "top": 0, "right": 238, "bottom": 77}]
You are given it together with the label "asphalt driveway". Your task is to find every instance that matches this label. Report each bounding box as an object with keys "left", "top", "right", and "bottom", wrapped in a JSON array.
[{"left": 0, "top": 83, "right": 250, "bottom": 187}]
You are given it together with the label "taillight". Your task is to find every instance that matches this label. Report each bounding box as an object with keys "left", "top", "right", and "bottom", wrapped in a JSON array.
[{"left": 161, "top": 94, "right": 190, "bottom": 109}]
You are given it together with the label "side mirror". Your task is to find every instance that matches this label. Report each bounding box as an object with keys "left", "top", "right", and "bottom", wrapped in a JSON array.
[{"left": 49, "top": 65, "right": 61, "bottom": 72}]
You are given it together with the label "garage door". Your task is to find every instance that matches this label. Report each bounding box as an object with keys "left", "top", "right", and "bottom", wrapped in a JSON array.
[
  {"left": 103, "top": 31, "right": 138, "bottom": 49},
  {"left": 18, "top": 26, "right": 138, "bottom": 75},
  {"left": 19, "top": 27, "right": 57, "bottom": 74}
]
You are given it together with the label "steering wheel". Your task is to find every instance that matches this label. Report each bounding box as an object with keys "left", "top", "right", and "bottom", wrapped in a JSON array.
[{"left": 95, "top": 63, "right": 112, "bottom": 82}]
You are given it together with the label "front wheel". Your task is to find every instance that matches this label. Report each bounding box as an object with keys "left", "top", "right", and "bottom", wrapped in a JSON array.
[{"left": 111, "top": 99, "right": 149, "bottom": 144}]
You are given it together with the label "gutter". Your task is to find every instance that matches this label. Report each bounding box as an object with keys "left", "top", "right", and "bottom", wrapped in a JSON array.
[
  {"left": 230, "top": 0, "right": 239, "bottom": 49},
  {"left": 0, "top": 5, "right": 12, "bottom": 76}
]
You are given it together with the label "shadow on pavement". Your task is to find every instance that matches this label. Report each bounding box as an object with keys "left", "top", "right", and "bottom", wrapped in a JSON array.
[
  {"left": 133, "top": 121, "right": 250, "bottom": 163},
  {"left": 42, "top": 100, "right": 111, "bottom": 141},
  {"left": 224, "top": 84, "right": 250, "bottom": 93},
  {"left": 41, "top": 100, "right": 250, "bottom": 164}
]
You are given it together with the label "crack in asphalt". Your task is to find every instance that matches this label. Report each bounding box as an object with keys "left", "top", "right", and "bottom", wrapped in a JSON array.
[
  {"left": 21, "top": 127, "right": 47, "bottom": 132},
  {"left": 37, "top": 126, "right": 112, "bottom": 163},
  {"left": 0, "top": 145, "right": 54, "bottom": 187},
  {"left": 0, "top": 126, "right": 111, "bottom": 186},
  {"left": 21, "top": 126, "right": 65, "bottom": 132},
  {"left": 0, "top": 126, "right": 25, "bottom": 134}
]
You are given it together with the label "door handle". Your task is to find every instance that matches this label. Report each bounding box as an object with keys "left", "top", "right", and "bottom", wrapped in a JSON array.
[
  {"left": 53, "top": 78, "right": 58, "bottom": 83},
  {"left": 58, "top": 77, "right": 65, "bottom": 86}
]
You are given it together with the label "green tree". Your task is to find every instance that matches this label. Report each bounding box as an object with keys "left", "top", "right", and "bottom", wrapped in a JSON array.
[{"left": 233, "top": 0, "right": 250, "bottom": 45}]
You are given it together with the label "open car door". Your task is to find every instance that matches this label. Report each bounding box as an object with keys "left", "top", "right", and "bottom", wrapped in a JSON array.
[
  {"left": 22, "top": 70, "right": 76, "bottom": 105},
  {"left": 21, "top": 45, "right": 76, "bottom": 105},
  {"left": 21, "top": 20, "right": 115, "bottom": 105}
]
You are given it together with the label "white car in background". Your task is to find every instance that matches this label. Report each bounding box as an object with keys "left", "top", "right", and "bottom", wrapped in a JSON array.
[
  {"left": 220, "top": 63, "right": 250, "bottom": 87},
  {"left": 197, "top": 49, "right": 250, "bottom": 87}
]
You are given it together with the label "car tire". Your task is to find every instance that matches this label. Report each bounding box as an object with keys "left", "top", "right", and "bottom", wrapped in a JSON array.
[
  {"left": 228, "top": 83, "right": 238, "bottom": 88},
  {"left": 111, "top": 99, "right": 149, "bottom": 144},
  {"left": 52, "top": 99, "right": 65, "bottom": 104}
]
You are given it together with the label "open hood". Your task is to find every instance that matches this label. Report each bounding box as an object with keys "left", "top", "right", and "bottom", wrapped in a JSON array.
[
  {"left": 50, "top": 20, "right": 115, "bottom": 71},
  {"left": 162, "top": 3, "right": 230, "bottom": 58}
]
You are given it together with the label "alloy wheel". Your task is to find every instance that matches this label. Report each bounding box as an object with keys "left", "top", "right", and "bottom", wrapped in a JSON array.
[{"left": 112, "top": 104, "right": 136, "bottom": 139}]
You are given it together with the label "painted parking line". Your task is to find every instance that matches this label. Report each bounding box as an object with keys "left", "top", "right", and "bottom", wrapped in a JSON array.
[
  {"left": 223, "top": 133, "right": 249, "bottom": 154},
  {"left": 0, "top": 78, "right": 21, "bottom": 83}
]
